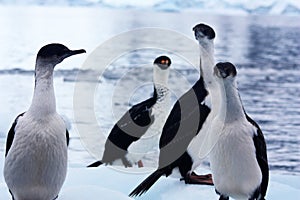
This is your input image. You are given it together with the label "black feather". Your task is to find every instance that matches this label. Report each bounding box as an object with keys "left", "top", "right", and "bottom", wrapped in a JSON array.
[
  {"left": 66, "top": 129, "right": 70, "bottom": 146},
  {"left": 129, "top": 76, "right": 210, "bottom": 196},
  {"left": 129, "top": 169, "right": 165, "bottom": 197},
  {"left": 158, "top": 77, "right": 209, "bottom": 171},
  {"left": 246, "top": 114, "right": 269, "bottom": 199},
  {"left": 5, "top": 112, "right": 25, "bottom": 157},
  {"left": 88, "top": 88, "right": 158, "bottom": 167},
  {"left": 87, "top": 161, "right": 103, "bottom": 168}
]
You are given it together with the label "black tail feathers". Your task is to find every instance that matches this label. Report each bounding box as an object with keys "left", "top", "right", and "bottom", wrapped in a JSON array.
[
  {"left": 129, "top": 169, "right": 165, "bottom": 197},
  {"left": 87, "top": 160, "right": 103, "bottom": 167}
]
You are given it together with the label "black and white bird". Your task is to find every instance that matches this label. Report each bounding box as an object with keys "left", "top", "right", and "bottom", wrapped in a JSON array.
[
  {"left": 186, "top": 24, "right": 221, "bottom": 172},
  {"left": 190, "top": 24, "right": 269, "bottom": 200},
  {"left": 4, "top": 43, "right": 86, "bottom": 200},
  {"left": 129, "top": 24, "right": 215, "bottom": 197},
  {"left": 88, "top": 56, "right": 172, "bottom": 168},
  {"left": 207, "top": 62, "right": 269, "bottom": 200}
]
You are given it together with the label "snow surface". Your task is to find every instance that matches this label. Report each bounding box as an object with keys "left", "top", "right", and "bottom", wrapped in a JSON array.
[
  {"left": 0, "top": 0, "right": 300, "bottom": 15},
  {"left": 0, "top": 155, "right": 300, "bottom": 200}
]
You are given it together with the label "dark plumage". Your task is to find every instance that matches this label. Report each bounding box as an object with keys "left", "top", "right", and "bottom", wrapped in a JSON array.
[
  {"left": 130, "top": 76, "right": 211, "bottom": 197},
  {"left": 246, "top": 114, "right": 269, "bottom": 199},
  {"left": 130, "top": 23, "right": 217, "bottom": 197},
  {"left": 99, "top": 89, "right": 157, "bottom": 167},
  {"left": 5, "top": 113, "right": 25, "bottom": 157},
  {"left": 88, "top": 56, "right": 172, "bottom": 168}
]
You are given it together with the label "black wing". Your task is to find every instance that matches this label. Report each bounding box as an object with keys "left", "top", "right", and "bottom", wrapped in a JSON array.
[
  {"left": 129, "top": 77, "right": 210, "bottom": 195},
  {"left": 246, "top": 114, "right": 269, "bottom": 198},
  {"left": 159, "top": 77, "right": 208, "bottom": 148},
  {"left": 5, "top": 112, "right": 25, "bottom": 157},
  {"left": 158, "top": 77, "right": 210, "bottom": 171},
  {"left": 66, "top": 129, "right": 70, "bottom": 146},
  {"left": 101, "top": 89, "right": 157, "bottom": 164}
]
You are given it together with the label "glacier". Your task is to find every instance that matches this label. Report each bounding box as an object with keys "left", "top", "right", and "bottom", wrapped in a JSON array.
[{"left": 0, "top": 0, "right": 299, "bottom": 15}]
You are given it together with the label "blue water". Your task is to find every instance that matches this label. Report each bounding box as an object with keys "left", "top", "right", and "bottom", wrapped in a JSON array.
[{"left": 0, "top": 7, "right": 299, "bottom": 175}]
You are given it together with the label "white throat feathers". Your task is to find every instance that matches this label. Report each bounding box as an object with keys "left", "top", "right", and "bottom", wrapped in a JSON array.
[
  {"left": 216, "top": 77, "right": 246, "bottom": 123},
  {"left": 153, "top": 63, "right": 170, "bottom": 101},
  {"left": 28, "top": 60, "right": 56, "bottom": 117},
  {"left": 213, "top": 62, "right": 246, "bottom": 124}
]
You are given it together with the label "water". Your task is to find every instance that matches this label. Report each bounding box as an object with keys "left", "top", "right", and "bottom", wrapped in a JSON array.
[{"left": 0, "top": 6, "right": 299, "bottom": 175}]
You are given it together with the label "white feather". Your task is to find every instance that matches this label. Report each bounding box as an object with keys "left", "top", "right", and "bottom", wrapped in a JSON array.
[
  {"left": 207, "top": 74, "right": 262, "bottom": 199},
  {"left": 209, "top": 118, "right": 261, "bottom": 199}
]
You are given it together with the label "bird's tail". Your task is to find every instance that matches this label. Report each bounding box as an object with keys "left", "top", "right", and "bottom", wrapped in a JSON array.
[
  {"left": 129, "top": 169, "right": 164, "bottom": 197},
  {"left": 87, "top": 160, "right": 103, "bottom": 167}
]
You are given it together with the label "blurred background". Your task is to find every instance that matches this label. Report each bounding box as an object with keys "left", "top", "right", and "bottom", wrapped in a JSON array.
[{"left": 0, "top": 0, "right": 299, "bottom": 176}]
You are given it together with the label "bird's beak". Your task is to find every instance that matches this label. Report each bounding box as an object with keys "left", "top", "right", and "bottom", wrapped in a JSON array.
[
  {"left": 214, "top": 65, "right": 230, "bottom": 78},
  {"left": 69, "top": 49, "right": 86, "bottom": 56},
  {"left": 156, "top": 64, "right": 170, "bottom": 70},
  {"left": 214, "top": 65, "right": 226, "bottom": 78},
  {"left": 64, "top": 49, "right": 86, "bottom": 59}
]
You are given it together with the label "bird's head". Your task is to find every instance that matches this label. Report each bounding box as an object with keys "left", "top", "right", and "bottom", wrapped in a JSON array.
[
  {"left": 214, "top": 62, "right": 237, "bottom": 80},
  {"left": 153, "top": 55, "right": 172, "bottom": 70},
  {"left": 37, "top": 43, "right": 86, "bottom": 66},
  {"left": 192, "top": 23, "right": 216, "bottom": 42},
  {"left": 153, "top": 55, "right": 171, "bottom": 87}
]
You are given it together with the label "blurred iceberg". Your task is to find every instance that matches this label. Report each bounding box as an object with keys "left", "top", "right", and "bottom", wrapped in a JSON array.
[{"left": 0, "top": 0, "right": 300, "bottom": 15}]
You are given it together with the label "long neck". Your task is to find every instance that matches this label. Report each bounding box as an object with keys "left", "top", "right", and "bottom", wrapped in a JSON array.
[
  {"left": 218, "top": 80, "right": 246, "bottom": 123},
  {"left": 153, "top": 66, "right": 169, "bottom": 101},
  {"left": 198, "top": 41, "right": 220, "bottom": 111},
  {"left": 28, "top": 61, "right": 56, "bottom": 117},
  {"left": 199, "top": 41, "right": 217, "bottom": 90}
]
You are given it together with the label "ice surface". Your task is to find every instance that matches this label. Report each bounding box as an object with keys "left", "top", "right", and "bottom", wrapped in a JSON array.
[{"left": 0, "top": 155, "right": 299, "bottom": 200}]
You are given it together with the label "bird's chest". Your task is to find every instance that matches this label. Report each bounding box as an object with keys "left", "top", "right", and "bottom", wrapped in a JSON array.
[
  {"left": 209, "top": 123, "right": 262, "bottom": 198},
  {"left": 210, "top": 130, "right": 254, "bottom": 170},
  {"left": 149, "top": 95, "right": 170, "bottom": 133},
  {"left": 12, "top": 116, "right": 67, "bottom": 163},
  {"left": 4, "top": 115, "right": 68, "bottom": 190}
]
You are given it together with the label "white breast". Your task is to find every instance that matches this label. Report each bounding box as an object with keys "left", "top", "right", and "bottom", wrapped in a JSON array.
[
  {"left": 4, "top": 113, "right": 68, "bottom": 200},
  {"left": 187, "top": 101, "right": 218, "bottom": 172},
  {"left": 209, "top": 119, "right": 262, "bottom": 199}
]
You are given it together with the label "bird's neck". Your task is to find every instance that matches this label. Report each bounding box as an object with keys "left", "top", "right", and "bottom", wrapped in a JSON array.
[
  {"left": 198, "top": 41, "right": 220, "bottom": 110},
  {"left": 28, "top": 62, "right": 56, "bottom": 118},
  {"left": 218, "top": 80, "right": 246, "bottom": 123},
  {"left": 199, "top": 42, "right": 216, "bottom": 89},
  {"left": 153, "top": 66, "right": 169, "bottom": 101},
  {"left": 154, "top": 84, "right": 169, "bottom": 102}
]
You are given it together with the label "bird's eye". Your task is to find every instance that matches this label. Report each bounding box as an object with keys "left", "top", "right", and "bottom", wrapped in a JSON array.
[{"left": 161, "top": 60, "right": 166, "bottom": 64}]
